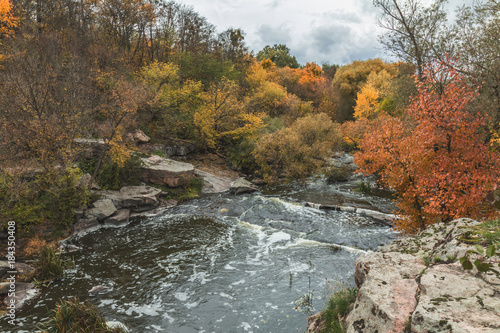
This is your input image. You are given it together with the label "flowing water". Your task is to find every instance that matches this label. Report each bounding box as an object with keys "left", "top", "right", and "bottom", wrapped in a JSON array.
[{"left": 3, "top": 179, "right": 397, "bottom": 333}]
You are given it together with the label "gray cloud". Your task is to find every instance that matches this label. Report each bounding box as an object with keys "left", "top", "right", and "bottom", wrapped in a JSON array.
[
  {"left": 320, "top": 10, "right": 363, "bottom": 23},
  {"left": 310, "top": 24, "right": 353, "bottom": 56},
  {"left": 256, "top": 24, "right": 292, "bottom": 46}
]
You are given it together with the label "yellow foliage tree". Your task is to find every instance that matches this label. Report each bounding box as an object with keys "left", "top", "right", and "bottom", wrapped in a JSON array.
[
  {"left": 354, "top": 85, "right": 380, "bottom": 119},
  {"left": 195, "top": 77, "right": 264, "bottom": 149}
]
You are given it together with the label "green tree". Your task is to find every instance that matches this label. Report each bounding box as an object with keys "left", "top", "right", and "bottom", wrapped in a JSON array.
[{"left": 256, "top": 44, "right": 299, "bottom": 68}]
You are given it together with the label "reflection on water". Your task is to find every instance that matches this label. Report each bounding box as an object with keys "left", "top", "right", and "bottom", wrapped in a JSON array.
[{"left": 1, "top": 180, "right": 396, "bottom": 333}]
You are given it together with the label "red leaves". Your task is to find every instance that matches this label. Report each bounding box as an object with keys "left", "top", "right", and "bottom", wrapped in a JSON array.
[{"left": 355, "top": 59, "right": 500, "bottom": 233}]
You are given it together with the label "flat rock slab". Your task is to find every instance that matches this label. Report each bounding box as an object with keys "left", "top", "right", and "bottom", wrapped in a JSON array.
[
  {"left": 141, "top": 156, "right": 195, "bottom": 187},
  {"left": 100, "top": 186, "right": 162, "bottom": 212},
  {"left": 85, "top": 199, "right": 117, "bottom": 221},
  {"left": 412, "top": 264, "right": 500, "bottom": 333},
  {"left": 104, "top": 209, "right": 130, "bottom": 226},
  {"left": 195, "top": 169, "right": 237, "bottom": 194}
]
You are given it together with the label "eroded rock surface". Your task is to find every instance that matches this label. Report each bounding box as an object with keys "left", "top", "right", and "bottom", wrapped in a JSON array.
[
  {"left": 141, "top": 156, "right": 195, "bottom": 187},
  {"left": 346, "top": 218, "right": 500, "bottom": 333}
]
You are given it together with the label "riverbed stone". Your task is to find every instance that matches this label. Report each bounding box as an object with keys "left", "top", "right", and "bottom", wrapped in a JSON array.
[
  {"left": 230, "top": 178, "right": 258, "bottom": 194},
  {"left": 85, "top": 199, "right": 117, "bottom": 221},
  {"left": 73, "top": 217, "right": 100, "bottom": 235},
  {"left": 195, "top": 169, "right": 236, "bottom": 194},
  {"left": 141, "top": 156, "right": 195, "bottom": 187},
  {"left": 3, "top": 283, "right": 38, "bottom": 309},
  {"left": 100, "top": 186, "right": 162, "bottom": 212},
  {"left": 104, "top": 209, "right": 130, "bottom": 226}
]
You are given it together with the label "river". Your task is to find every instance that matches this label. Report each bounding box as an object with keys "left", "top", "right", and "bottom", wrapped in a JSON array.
[{"left": 3, "top": 178, "right": 397, "bottom": 332}]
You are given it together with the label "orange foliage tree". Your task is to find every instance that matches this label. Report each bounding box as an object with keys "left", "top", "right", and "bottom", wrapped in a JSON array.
[
  {"left": 0, "top": 0, "right": 17, "bottom": 36},
  {"left": 355, "top": 60, "right": 500, "bottom": 233}
]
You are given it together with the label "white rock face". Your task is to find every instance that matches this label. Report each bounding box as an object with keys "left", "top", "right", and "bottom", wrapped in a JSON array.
[{"left": 346, "top": 218, "right": 500, "bottom": 333}]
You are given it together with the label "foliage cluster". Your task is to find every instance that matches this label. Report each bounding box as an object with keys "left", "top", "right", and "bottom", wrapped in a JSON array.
[
  {"left": 0, "top": 167, "right": 90, "bottom": 236},
  {"left": 253, "top": 113, "right": 342, "bottom": 183},
  {"left": 35, "top": 246, "right": 74, "bottom": 282},
  {"left": 322, "top": 286, "right": 358, "bottom": 333},
  {"left": 355, "top": 60, "right": 500, "bottom": 233},
  {"left": 38, "top": 297, "right": 128, "bottom": 333}
]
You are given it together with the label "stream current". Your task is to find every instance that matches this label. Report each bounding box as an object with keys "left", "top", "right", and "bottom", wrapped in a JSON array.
[{"left": 3, "top": 179, "right": 397, "bottom": 332}]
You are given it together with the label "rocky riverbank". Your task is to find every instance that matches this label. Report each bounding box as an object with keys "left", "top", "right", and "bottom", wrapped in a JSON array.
[{"left": 308, "top": 218, "right": 500, "bottom": 333}]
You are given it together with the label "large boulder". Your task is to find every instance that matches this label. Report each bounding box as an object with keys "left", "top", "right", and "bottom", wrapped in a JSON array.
[
  {"left": 346, "top": 218, "right": 500, "bottom": 333},
  {"left": 230, "top": 178, "right": 258, "bottom": 194},
  {"left": 104, "top": 209, "right": 130, "bottom": 226},
  {"left": 73, "top": 217, "right": 100, "bottom": 235},
  {"left": 195, "top": 169, "right": 237, "bottom": 194},
  {"left": 85, "top": 199, "right": 117, "bottom": 221},
  {"left": 141, "top": 156, "right": 195, "bottom": 188},
  {"left": 100, "top": 186, "right": 162, "bottom": 212}
]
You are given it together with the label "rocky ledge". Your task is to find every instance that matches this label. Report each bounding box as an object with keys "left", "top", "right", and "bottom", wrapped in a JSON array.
[{"left": 345, "top": 218, "right": 500, "bottom": 333}]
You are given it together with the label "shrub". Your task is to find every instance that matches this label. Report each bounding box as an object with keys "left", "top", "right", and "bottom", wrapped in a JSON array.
[
  {"left": 0, "top": 167, "right": 90, "bottom": 236},
  {"left": 97, "top": 154, "right": 143, "bottom": 190},
  {"left": 322, "top": 286, "right": 358, "bottom": 333},
  {"left": 253, "top": 113, "right": 342, "bottom": 183},
  {"left": 38, "top": 297, "right": 128, "bottom": 333},
  {"left": 35, "top": 246, "right": 74, "bottom": 282}
]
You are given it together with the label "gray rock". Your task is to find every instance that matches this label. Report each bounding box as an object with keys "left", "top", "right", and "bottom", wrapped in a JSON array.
[
  {"left": 130, "top": 129, "right": 150, "bottom": 143},
  {"left": 230, "top": 178, "right": 258, "bottom": 194},
  {"left": 104, "top": 209, "right": 130, "bottom": 226},
  {"left": 346, "top": 218, "right": 500, "bottom": 333},
  {"left": 0, "top": 261, "right": 10, "bottom": 278},
  {"left": 195, "top": 169, "right": 235, "bottom": 194},
  {"left": 88, "top": 285, "right": 112, "bottom": 296},
  {"left": 3, "top": 283, "right": 38, "bottom": 309},
  {"left": 141, "top": 156, "right": 195, "bottom": 187},
  {"left": 85, "top": 199, "right": 117, "bottom": 221},
  {"left": 72, "top": 218, "right": 100, "bottom": 236},
  {"left": 411, "top": 264, "right": 500, "bottom": 333},
  {"left": 100, "top": 186, "right": 162, "bottom": 212}
]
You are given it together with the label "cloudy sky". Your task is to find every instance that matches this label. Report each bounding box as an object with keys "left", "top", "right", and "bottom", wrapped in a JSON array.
[{"left": 178, "top": 0, "right": 472, "bottom": 66}]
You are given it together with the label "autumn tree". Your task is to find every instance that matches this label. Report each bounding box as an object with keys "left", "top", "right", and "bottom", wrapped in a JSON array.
[
  {"left": 0, "top": 0, "right": 17, "bottom": 36},
  {"left": 330, "top": 59, "right": 395, "bottom": 122},
  {"left": 194, "top": 77, "right": 263, "bottom": 149},
  {"left": 254, "top": 113, "right": 341, "bottom": 182},
  {"left": 355, "top": 60, "right": 500, "bottom": 233}
]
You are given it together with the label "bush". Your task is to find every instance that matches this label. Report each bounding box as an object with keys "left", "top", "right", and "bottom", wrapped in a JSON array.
[
  {"left": 35, "top": 246, "right": 74, "bottom": 282},
  {"left": 253, "top": 113, "right": 342, "bottom": 183},
  {"left": 0, "top": 167, "right": 90, "bottom": 236},
  {"left": 97, "top": 154, "right": 143, "bottom": 190},
  {"left": 322, "top": 286, "right": 358, "bottom": 333},
  {"left": 38, "top": 297, "right": 128, "bottom": 333}
]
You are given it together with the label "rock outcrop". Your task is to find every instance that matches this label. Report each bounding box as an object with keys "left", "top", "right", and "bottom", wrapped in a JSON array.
[
  {"left": 72, "top": 186, "right": 162, "bottom": 234},
  {"left": 141, "top": 156, "right": 195, "bottom": 187},
  {"left": 229, "top": 178, "right": 258, "bottom": 194},
  {"left": 346, "top": 218, "right": 500, "bottom": 333}
]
